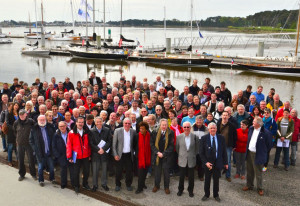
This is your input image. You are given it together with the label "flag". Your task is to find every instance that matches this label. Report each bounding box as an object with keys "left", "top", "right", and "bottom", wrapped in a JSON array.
[
  {"left": 82, "top": 39, "right": 85, "bottom": 46},
  {"left": 33, "top": 23, "right": 36, "bottom": 28},
  {"left": 119, "top": 38, "right": 123, "bottom": 48},
  {"left": 231, "top": 58, "right": 234, "bottom": 64},
  {"left": 80, "top": 0, "right": 93, "bottom": 11},
  {"left": 199, "top": 31, "right": 204, "bottom": 38},
  {"left": 78, "top": 8, "right": 91, "bottom": 21}
]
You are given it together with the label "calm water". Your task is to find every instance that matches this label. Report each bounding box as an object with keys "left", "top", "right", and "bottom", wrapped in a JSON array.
[{"left": 0, "top": 27, "right": 300, "bottom": 111}]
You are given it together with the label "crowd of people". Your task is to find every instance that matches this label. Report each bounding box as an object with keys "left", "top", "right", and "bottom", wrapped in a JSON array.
[{"left": 0, "top": 73, "right": 299, "bottom": 202}]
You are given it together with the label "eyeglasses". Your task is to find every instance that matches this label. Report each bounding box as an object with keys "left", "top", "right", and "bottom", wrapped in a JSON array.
[
  {"left": 156, "top": 109, "right": 161, "bottom": 111},
  {"left": 264, "top": 112, "right": 270, "bottom": 114},
  {"left": 183, "top": 126, "right": 190, "bottom": 128},
  {"left": 124, "top": 123, "right": 131, "bottom": 125}
]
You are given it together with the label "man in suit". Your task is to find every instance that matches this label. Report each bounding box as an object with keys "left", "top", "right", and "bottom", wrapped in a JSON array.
[
  {"left": 176, "top": 122, "right": 199, "bottom": 198},
  {"left": 242, "top": 117, "right": 272, "bottom": 196},
  {"left": 89, "top": 72, "right": 102, "bottom": 88},
  {"left": 90, "top": 117, "right": 112, "bottom": 192},
  {"left": 52, "top": 121, "right": 74, "bottom": 189},
  {"left": 150, "top": 119, "right": 174, "bottom": 195},
  {"left": 200, "top": 122, "right": 228, "bottom": 202},
  {"left": 112, "top": 118, "right": 137, "bottom": 192}
]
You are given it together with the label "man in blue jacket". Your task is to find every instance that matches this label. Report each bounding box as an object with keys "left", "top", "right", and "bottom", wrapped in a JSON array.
[{"left": 242, "top": 117, "right": 273, "bottom": 196}]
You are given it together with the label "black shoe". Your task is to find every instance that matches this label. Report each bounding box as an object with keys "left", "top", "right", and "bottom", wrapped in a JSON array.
[
  {"left": 135, "top": 189, "right": 143, "bottom": 194},
  {"left": 202, "top": 196, "right": 209, "bottom": 201},
  {"left": 61, "top": 185, "right": 66, "bottom": 189},
  {"left": 75, "top": 187, "right": 79, "bottom": 194},
  {"left": 101, "top": 185, "right": 109, "bottom": 191},
  {"left": 3, "top": 148, "right": 7, "bottom": 152},
  {"left": 51, "top": 180, "right": 56, "bottom": 184},
  {"left": 18, "top": 176, "right": 25, "bottom": 181},
  {"left": 291, "top": 162, "right": 295, "bottom": 166},
  {"left": 115, "top": 186, "right": 121, "bottom": 191},
  {"left": 189, "top": 192, "right": 194, "bottom": 197},
  {"left": 92, "top": 186, "right": 97, "bottom": 192},
  {"left": 143, "top": 185, "right": 147, "bottom": 189},
  {"left": 127, "top": 186, "right": 133, "bottom": 191},
  {"left": 39, "top": 182, "right": 44, "bottom": 187},
  {"left": 215, "top": 196, "right": 221, "bottom": 202},
  {"left": 83, "top": 184, "right": 91, "bottom": 190},
  {"left": 177, "top": 191, "right": 183, "bottom": 196}
]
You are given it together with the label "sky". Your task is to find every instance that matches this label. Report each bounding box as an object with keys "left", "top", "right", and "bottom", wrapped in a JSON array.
[{"left": 0, "top": 0, "right": 299, "bottom": 22}]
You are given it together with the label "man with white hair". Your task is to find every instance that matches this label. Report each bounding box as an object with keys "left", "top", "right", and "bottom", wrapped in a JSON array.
[
  {"left": 176, "top": 122, "right": 199, "bottom": 197},
  {"left": 242, "top": 117, "right": 272, "bottom": 196},
  {"left": 151, "top": 119, "right": 174, "bottom": 195},
  {"left": 200, "top": 122, "right": 228, "bottom": 202},
  {"left": 29, "top": 115, "right": 56, "bottom": 187},
  {"left": 233, "top": 104, "right": 250, "bottom": 128},
  {"left": 212, "top": 102, "right": 225, "bottom": 121},
  {"left": 154, "top": 76, "right": 165, "bottom": 92}
]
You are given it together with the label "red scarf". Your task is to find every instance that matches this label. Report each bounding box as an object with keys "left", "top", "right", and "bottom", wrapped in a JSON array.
[{"left": 138, "top": 131, "right": 151, "bottom": 169}]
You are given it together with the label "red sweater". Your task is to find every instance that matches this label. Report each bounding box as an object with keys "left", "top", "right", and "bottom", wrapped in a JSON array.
[{"left": 235, "top": 128, "right": 249, "bottom": 153}]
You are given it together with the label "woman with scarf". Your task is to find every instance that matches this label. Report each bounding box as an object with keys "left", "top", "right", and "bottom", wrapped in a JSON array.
[
  {"left": 262, "top": 108, "right": 277, "bottom": 171},
  {"left": 135, "top": 121, "right": 152, "bottom": 194},
  {"left": 170, "top": 117, "right": 184, "bottom": 176}
]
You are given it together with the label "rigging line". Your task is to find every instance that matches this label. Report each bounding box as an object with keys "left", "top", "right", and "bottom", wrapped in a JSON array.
[{"left": 280, "top": 0, "right": 299, "bottom": 33}]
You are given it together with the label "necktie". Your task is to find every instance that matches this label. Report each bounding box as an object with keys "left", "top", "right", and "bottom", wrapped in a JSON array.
[{"left": 212, "top": 136, "right": 216, "bottom": 159}]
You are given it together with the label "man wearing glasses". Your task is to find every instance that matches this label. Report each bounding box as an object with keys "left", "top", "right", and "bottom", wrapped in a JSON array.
[
  {"left": 176, "top": 122, "right": 199, "bottom": 198},
  {"left": 112, "top": 118, "right": 137, "bottom": 192},
  {"left": 52, "top": 121, "right": 74, "bottom": 189}
]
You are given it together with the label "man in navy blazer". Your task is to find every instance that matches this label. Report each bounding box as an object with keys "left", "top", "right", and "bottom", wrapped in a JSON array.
[
  {"left": 243, "top": 117, "right": 272, "bottom": 196},
  {"left": 200, "top": 122, "right": 228, "bottom": 202},
  {"left": 52, "top": 121, "right": 74, "bottom": 189}
]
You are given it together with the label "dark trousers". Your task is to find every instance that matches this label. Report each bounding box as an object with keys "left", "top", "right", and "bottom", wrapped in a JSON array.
[
  {"left": 196, "top": 154, "right": 205, "bottom": 178},
  {"left": 274, "top": 146, "right": 290, "bottom": 168},
  {"left": 17, "top": 145, "right": 36, "bottom": 177},
  {"left": 92, "top": 159, "right": 107, "bottom": 187},
  {"left": 38, "top": 156, "right": 54, "bottom": 182},
  {"left": 178, "top": 166, "right": 194, "bottom": 193},
  {"left": 137, "top": 167, "right": 148, "bottom": 190},
  {"left": 204, "top": 166, "right": 221, "bottom": 198},
  {"left": 170, "top": 151, "right": 179, "bottom": 174},
  {"left": 115, "top": 153, "right": 133, "bottom": 187},
  {"left": 59, "top": 160, "right": 74, "bottom": 187},
  {"left": 154, "top": 160, "right": 170, "bottom": 189},
  {"left": 73, "top": 158, "right": 90, "bottom": 188}
]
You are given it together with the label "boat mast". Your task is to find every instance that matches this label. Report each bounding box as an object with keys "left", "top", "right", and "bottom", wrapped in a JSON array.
[
  {"left": 190, "top": 0, "right": 193, "bottom": 58},
  {"left": 29, "top": 12, "right": 31, "bottom": 34},
  {"left": 41, "top": 0, "right": 45, "bottom": 48},
  {"left": 85, "top": 0, "right": 88, "bottom": 43},
  {"left": 120, "top": 0, "right": 123, "bottom": 36},
  {"left": 93, "top": 0, "right": 95, "bottom": 35},
  {"left": 164, "top": 5, "right": 166, "bottom": 40},
  {"left": 294, "top": 2, "right": 300, "bottom": 67},
  {"left": 70, "top": 0, "right": 75, "bottom": 29},
  {"left": 103, "top": 0, "right": 106, "bottom": 41},
  {"left": 34, "top": 0, "right": 38, "bottom": 39}
]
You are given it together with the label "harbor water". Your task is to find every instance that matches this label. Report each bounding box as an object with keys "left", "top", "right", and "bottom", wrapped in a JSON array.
[{"left": 0, "top": 27, "right": 300, "bottom": 111}]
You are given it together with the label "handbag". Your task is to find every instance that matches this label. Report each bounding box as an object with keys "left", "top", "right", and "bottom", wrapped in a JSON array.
[{"left": 1, "top": 121, "right": 9, "bottom": 135}]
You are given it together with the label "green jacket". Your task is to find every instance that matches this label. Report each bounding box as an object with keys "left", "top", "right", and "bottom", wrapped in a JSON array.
[{"left": 276, "top": 117, "right": 294, "bottom": 141}]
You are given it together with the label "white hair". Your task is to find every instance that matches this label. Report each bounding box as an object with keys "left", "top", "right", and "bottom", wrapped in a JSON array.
[{"left": 208, "top": 122, "right": 217, "bottom": 129}]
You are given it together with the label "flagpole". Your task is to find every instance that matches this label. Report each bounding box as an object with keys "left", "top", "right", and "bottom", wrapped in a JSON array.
[
  {"left": 103, "top": 0, "right": 106, "bottom": 42},
  {"left": 86, "top": 0, "right": 88, "bottom": 46},
  {"left": 190, "top": 0, "right": 193, "bottom": 58}
]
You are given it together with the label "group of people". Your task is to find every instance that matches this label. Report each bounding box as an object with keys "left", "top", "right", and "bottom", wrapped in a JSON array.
[{"left": 0, "top": 73, "right": 299, "bottom": 202}]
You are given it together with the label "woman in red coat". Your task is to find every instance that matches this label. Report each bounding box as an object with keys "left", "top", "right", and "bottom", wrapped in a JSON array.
[{"left": 234, "top": 120, "right": 249, "bottom": 179}]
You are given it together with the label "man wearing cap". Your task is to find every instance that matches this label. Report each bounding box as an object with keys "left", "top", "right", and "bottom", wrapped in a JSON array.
[
  {"left": 10, "top": 84, "right": 21, "bottom": 101},
  {"left": 13, "top": 109, "right": 36, "bottom": 181}
]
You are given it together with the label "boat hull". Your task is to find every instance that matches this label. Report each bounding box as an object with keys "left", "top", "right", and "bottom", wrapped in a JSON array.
[
  {"left": 238, "top": 64, "right": 300, "bottom": 77},
  {"left": 69, "top": 50, "right": 128, "bottom": 60},
  {"left": 128, "top": 56, "right": 213, "bottom": 67}
]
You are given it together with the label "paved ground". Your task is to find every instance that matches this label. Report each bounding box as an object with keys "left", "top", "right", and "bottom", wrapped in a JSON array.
[
  {"left": 0, "top": 142, "right": 299, "bottom": 206},
  {"left": 0, "top": 163, "right": 109, "bottom": 206}
]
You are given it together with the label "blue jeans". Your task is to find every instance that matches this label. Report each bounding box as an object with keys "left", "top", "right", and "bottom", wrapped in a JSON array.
[
  {"left": 38, "top": 156, "right": 55, "bottom": 182},
  {"left": 226, "top": 147, "right": 233, "bottom": 178},
  {"left": 7, "top": 143, "right": 17, "bottom": 163},
  {"left": 2, "top": 135, "right": 7, "bottom": 150},
  {"left": 274, "top": 146, "right": 290, "bottom": 168}
]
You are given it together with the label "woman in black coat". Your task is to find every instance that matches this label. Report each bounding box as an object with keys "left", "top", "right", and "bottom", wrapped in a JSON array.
[{"left": 5, "top": 102, "right": 19, "bottom": 166}]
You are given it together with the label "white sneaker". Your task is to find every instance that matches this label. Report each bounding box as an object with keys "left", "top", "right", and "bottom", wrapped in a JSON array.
[{"left": 146, "top": 173, "right": 151, "bottom": 179}]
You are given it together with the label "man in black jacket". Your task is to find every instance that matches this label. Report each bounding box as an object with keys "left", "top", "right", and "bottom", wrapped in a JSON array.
[
  {"left": 90, "top": 117, "right": 112, "bottom": 192},
  {"left": 52, "top": 121, "right": 74, "bottom": 189},
  {"left": 29, "top": 115, "right": 56, "bottom": 186},
  {"left": 89, "top": 72, "right": 102, "bottom": 88},
  {"left": 200, "top": 122, "right": 228, "bottom": 202},
  {"left": 217, "top": 111, "right": 237, "bottom": 182}
]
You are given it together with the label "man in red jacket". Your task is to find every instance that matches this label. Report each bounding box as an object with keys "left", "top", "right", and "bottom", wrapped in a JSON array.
[{"left": 67, "top": 117, "right": 91, "bottom": 194}]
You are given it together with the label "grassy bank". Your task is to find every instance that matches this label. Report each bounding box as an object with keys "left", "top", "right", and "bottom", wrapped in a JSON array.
[{"left": 227, "top": 26, "right": 296, "bottom": 33}]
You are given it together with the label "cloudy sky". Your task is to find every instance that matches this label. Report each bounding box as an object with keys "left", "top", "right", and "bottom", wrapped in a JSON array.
[{"left": 0, "top": 0, "right": 299, "bottom": 22}]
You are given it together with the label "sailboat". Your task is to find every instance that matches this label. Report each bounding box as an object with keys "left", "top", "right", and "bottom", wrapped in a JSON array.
[
  {"left": 128, "top": 0, "right": 213, "bottom": 67},
  {"left": 68, "top": 0, "right": 128, "bottom": 60},
  {"left": 238, "top": 6, "right": 300, "bottom": 76},
  {"left": 21, "top": 0, "right": 50, "bottom": 56}
]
